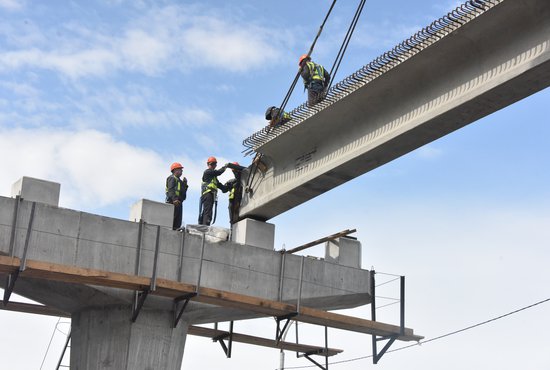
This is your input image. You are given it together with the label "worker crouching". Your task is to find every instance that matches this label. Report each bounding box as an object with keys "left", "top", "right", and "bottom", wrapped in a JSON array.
[{"left": 265, "top": 106, "right": 291, "bottom": 129}]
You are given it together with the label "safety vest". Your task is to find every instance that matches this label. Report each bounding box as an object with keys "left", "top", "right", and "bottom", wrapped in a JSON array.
[
  {"left": 165, "top": 175, "right": 182, "bottom": 197},
  {"left": 202, "top": 177, "right": 219, "bottom": 195},
  {"left": 306, "top": 61, "right": 325, "bottom": 83},
  {"left": 272, "top": 109, "right": 291, "bottom": 124}
]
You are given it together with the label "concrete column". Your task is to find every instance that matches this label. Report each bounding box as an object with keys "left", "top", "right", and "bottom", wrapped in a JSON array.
[{"left": 71, "top": 306, "right": 188, "bottom": 370}]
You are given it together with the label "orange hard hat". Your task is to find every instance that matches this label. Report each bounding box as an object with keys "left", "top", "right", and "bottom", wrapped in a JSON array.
[
  {"left": 170, "top": 162, "right": 183, "bottom": 172},
  {"left": 207, "top": 156, "right": 217, "bottom": 164},
  {"left": 298, "top": 54, "right": 310, "bottom": 66}
]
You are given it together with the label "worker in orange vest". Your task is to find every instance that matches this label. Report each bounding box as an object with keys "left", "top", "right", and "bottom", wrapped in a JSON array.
[{"left": 166, "top": 162, "right": 189, "bottom": 230}]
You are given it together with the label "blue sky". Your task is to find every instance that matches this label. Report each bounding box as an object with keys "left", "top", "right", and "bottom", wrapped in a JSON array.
[{"left": 1, "top": 0, "right": 550, "bottom": 369}]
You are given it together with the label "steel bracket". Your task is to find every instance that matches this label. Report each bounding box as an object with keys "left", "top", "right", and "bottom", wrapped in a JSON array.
[
  {"left": 304, "top": 354, "right": 328, "bottom": 370},
  {"left": 370, "top": 270, "right": 406, "bottom": 364},
  {"left": 3, "top": 201, "right": 36, "bottom": 306},
  {"left": 131, "top": 289, "right": 149, "bottom": 322},
  {"left": 373, "top": 335, "right": 397, "bottom": 364},
  {"left": 212, "top": 321, "right": 234, "bottom": 358},
  {"left": 275, "top": 312, "right": 298, "bottom": 344},
  {"left": 296, "top": 325, "right": 329, "bottom": 369},
  {"left": 131, "top": 225, "right": 161, "bottom": 323},
  {"left": 173, "top": 292, "right": 197, "bottom": 328}
]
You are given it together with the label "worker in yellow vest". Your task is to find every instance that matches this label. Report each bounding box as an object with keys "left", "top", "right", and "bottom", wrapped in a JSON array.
[
  {"left": 165, "top": 162, "right": 189, "bottom": 230},
  {"left": 265, "top": 106, "right": 292, "bottom": 128},
  {"left": 224, "top": 162, "right": 243, "bottom": 225},
  {"left": 198, "top": 156, "right": 228, "bottom": 226},
  {"left": 299, "top": 54, "right": 331, "bottom": 107}
]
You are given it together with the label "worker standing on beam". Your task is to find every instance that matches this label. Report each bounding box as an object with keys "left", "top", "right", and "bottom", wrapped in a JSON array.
[
  {"left": 198, "top": 156, "right": 228, "bottom": 226},
  {"left": 299, "top": 54, "right": 330, "bottom": 107},
  {"left": 265, "top": 106, "right": 291, "bottom": 129},
  {"left": 166, "top": 162, "right": 189, "bottom": 230},
  {"left": 225, "top": 162, "right": 243, "bottom": 225}
]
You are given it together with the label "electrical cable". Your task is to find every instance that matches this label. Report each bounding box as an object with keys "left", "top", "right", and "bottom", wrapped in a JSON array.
[{"left": 278, "top": 297, "right": 550, "bottom": 369}]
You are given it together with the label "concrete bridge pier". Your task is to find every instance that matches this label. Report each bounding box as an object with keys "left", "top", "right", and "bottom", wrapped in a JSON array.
[{"left": 71, "top": 306, "right": 188, "bottom": 370}]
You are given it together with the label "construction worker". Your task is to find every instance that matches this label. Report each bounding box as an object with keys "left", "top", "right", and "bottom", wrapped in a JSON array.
[
  {"left": 265, "top": 106, "right": 291, "bottom": 129},
  {"left": 225, "top": 162, "right": 243, "bottom": 225},
  {"left": 298, "top": 54, "right": 330, "bottom": 107},
  {"left": 166, "top": 162, "right": 189, "bottom": 230},
  {"left": 198, "top": 156, "right": 228, "bottom": 226}
]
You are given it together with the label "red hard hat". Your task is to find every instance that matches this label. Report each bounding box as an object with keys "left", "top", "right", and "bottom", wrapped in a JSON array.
[
  {"left": 170, "top": 162, "right": 183, "bottom": 172},
  {"left": 232, "top": 161, "right": 239, "bottom": 166},
  {"left": 298, "top": 54, "right": 310, "bottom": 66},
  {"left": 207, "top": 156, "right": 217, "bottom": 164}
]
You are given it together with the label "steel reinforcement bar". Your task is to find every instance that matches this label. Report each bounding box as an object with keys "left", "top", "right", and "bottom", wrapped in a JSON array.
[{"left": 242, "top": 0, "right": 503, "bottom": 154}]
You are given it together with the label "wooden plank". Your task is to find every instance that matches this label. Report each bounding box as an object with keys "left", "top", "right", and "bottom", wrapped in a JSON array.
[
  {"left": 0, "top": 302, "right": 343, "bottom": 357},
  {"left": 0, "top": 255, "right": 423, "bottom": 342},
  {"left": 297, "top": 306, "right": 423, "bottom": 341},
  {"left": 0, "top": 301, "right": 70, "bottom": 318},
  {"left": 188, "top": 326, "right": 343, "bottom": 357},
  {"left": 285, "top": 229, "right": 357, "bottom": 254}
]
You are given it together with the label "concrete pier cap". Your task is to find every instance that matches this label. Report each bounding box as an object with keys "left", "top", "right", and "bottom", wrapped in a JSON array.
[
  {"left": 129, "top": 198, "right": 173, "bottom": 228},
  {"left": 11, "top": 176, "right": 60, "bottom": 206},
  {"left": 231, "top": 218, "right": 275, "bottom": 250},
  {"left": 325, "top": 237, "right": 362, "bottom": 269},
  {"left": 1, "top": 176, "right": 373, "bottom": 369}
]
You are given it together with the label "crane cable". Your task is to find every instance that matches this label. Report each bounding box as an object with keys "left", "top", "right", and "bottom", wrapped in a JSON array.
[
  {"left": 244, "top": 0, "right": 338, "bottom": 193},
  {"left": 327, "top": 0, "right": 367, "bottom": 91}
]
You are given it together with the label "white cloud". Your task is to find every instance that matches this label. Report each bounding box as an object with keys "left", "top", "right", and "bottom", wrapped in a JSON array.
[
  {"left": 0, "top": 4, "right": 289, "bottom": 79},
  {"left": 120, "top": 29, "right": 172, "bottom": 74},
  {"left": 227, "top": 113, "right": 266, "bottom": 143},
  {"left": 181, "top": 17, "right": 281, "bottom": 72},
  {"left": 70, "top": 85, "right": 213, "bottom": 130},
  {"left": 0, "top": 128, "right": 207, "bottom": 210},
  {"left": 0, "top": 48, "right": 119, "bottom": 79},
  {"left": 0, "top": 0, "right": 23, "bottom": 11}
]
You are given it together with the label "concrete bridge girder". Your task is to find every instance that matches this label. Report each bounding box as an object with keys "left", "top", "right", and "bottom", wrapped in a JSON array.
[{"left": 240, "top": 0, "right": 550, "bottom": 220}]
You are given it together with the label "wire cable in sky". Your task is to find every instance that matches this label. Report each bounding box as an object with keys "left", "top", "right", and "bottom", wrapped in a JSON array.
[
  {"left": 279, "top": 297, "right": 550, "bottom": 369},
  {"left": 39, "top": 317, "right": 62, "bottom": 370}
]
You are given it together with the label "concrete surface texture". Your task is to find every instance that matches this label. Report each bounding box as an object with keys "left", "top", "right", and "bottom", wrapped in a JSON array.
[
  {"left": 239, "top": 0, "right": 550, "bottom": 220},
  {"left": 0, "top": 178, "right": 370, "bottom": 369},
  {"left": 11, "top": 176, "right": 60, "bottom": 207},
  {"left": 129, "top": 198, "right": 174, "bottom": 228},
  {"left": 231, "top": 217, "right": 275, "bottom": 250}
]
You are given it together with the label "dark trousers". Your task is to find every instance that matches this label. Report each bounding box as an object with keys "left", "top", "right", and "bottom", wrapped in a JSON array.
[
  {"left": 199, "top": 192, "right": 215, "bottom": 226},
  {"left": 228, "top": 201, "right": 236, "bottom": 225},
  {"left": 307, "top": 82, "right": 326, "bottom": 107},
  {"left": 172, "top": 202, "right": 182, "bottom": 230}
]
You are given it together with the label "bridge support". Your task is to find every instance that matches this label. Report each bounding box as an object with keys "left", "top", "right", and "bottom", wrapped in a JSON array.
[{"left": 71, "top": 306, "right": 189, "bottom": 370}]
